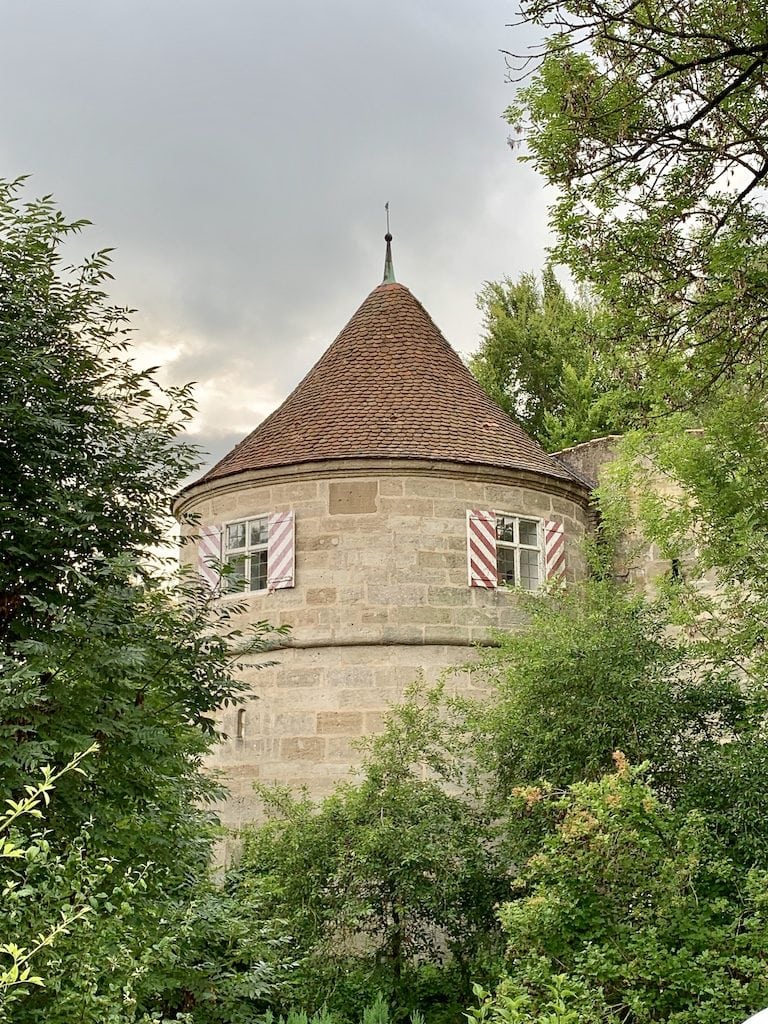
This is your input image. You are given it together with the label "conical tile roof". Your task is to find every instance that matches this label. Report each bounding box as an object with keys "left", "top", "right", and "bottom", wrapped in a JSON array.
[{"left": 198, "top": 281, "right": 577, "bottom": 485}]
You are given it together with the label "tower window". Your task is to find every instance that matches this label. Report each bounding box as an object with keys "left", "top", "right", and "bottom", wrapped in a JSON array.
[
  {"left": 496, "top": 514, "right": 542, "bottom": 590},
  {"left": 223, "top": 516, "right": 269, "bottom": 592}
]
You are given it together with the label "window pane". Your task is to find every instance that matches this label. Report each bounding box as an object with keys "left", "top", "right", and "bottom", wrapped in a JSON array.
[
  {"left": 225, "top": 555, "right": 247, "bottom": 592},
  {"left": 519, "top": 548, "right": 540, "bottom": 590},
  {"left": 250, "top": 549, "right": 268, "bottom": 591},
  {"left": 496, "top": 516, "right": 516, "bottom": 544},
  {"left": 519, "top": 519, "right": 538, "bottom": 546},
  {"left": 250, "top": 517, "right": 268, "bottom": 547},
  {"left": 498, "top": 546, "right": 516, "bottom": 584},
  {"left": 225, "top": 522, "right": 246, "bottom": 551}
]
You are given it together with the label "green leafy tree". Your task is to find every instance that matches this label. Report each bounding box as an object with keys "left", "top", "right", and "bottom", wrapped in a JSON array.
[
  {"left": 0, "top": 179, "right": 287, "bottom": 1022},
  {"left": 469, "top": 267, "right": 639, "bottom": 450},
  {"left": 595, "top": 408, "right": 768, "bottom": 868},
  {"left": 495, "top": 22, "right": 768, "bottom": 1007},
  {"left": 506, "top": 0, "right": 768, "bottom": 416},
  {"left": 472, "top": 761, "right": 768, "bottom": 1024},
  {"left": 0, "top": 180, "right": 199, "bottom": 642},
  {"left": 465, "top": 577, "right": 744, "bottom": 800},
  {"left": 235, "top": 686, "right": 507, "bottom": 1023},
  {"left": 0, "top": 749, "right": 97, "bottom": 1020},
  {"left": 1, "top": 562, "right": 269, "bottom": 877}
]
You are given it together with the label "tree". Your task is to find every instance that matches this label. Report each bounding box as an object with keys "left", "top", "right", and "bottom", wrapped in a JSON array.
[
  {"left": 469, "top": 266, "right": 640, "bottom": 449},
  {"left": 0, "top": 180, "right": 199, "bottom": 642},
  {"left": 235, "top": 686, "right": 507, "bottom": 1023},
  {"left": 472, "top": 760, "right": 768, "bottom": 1024},
  {"left": 501, "top": 0, "right": 768, "bottom": 883},
  {"left": 465, "top": 577, "right": 744, "bottom": 800},
  {"left": 506, "top": 0, "right": 768, "bottom": 416},
  {"left": 0, "top": 749, "right": 97, "bottom": 1020},
  {"left": 0, "top": 179, "right": 287, "bottom": 1021}
]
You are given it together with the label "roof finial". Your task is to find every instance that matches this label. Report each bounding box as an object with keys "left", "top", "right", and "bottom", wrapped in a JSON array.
[{"left": 383, "top": 202, "right": 396, "bottom": 284}]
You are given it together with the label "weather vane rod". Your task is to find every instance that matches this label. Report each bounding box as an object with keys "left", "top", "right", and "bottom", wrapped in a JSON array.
[{"left": 383, "top": 202, "right": 396, "bottom": 284}]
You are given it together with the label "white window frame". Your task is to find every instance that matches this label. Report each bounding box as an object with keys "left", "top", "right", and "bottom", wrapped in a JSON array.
[
  {"left": 221, "top": 514, "right": 269, "bottom": 594},
  {"left": 495, "top": 512, "right": 544, "bottom": 591}
]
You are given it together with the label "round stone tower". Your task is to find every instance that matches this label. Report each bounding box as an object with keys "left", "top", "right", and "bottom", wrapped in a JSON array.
[{"left": 175, "top": 239, "right": 591, "bottom": 826}]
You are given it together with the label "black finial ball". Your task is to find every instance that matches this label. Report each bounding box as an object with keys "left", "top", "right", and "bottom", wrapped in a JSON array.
[{"left": 385, "top": 232, "right": 393, "bottom": 242}]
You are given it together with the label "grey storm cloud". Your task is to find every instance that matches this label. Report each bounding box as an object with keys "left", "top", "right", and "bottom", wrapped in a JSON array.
[{"left": 1, "top": 0, "right": 550, "bottom": 473}]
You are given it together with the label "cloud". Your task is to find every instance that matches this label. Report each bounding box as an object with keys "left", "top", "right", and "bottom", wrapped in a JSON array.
[{"left": 1, "top": 0, "right": 550, "bottom": 476}]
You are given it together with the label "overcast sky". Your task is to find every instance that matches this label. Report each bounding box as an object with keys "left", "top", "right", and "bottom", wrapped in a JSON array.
[{"left": 2, "top": 1, "right": 551, "bottom": 473}]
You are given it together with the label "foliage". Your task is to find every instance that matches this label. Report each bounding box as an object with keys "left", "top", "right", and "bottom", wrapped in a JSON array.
[
  {"left": 0, "top": 748, "right": 97, "bottom": 1018},
  {"left": 0, "top": 180, "right": 288, "bottom": 1022},
  {"left": 506, "top": 0, "right": 768, "bottom": 417},
  {"left": 0, "top": 178, "right": 199, "bottom": 642},
  {"left": 472, "top": 761, "right": 768, "bottom": 1024},
  {"left": 1, "top": 562, "right": 287, "bottom": 1022},
  {"left": 491, "top": 22, "right": 768, "bottom": 1019},
  {"left": 595, "top": 411, "right": 768, "bottom": 868},
  {"left": 469, "top": 266, "right": 639, "bottom": 449},
  {"left": 464, "top": 577, "right": 744, "bottom": 801},
  {"left": 12, "top": 868, "right": 290, "bottom": 1024},
  {"left": 467, "top": 976, "right": 590, "bottom": 1024},
  {"left": 235, "top": 686, "right": 507, "bottom": 1023},
  {"left": 261, "top": 993, "right": 427, "bottom": 1024},
  {"left": 0, "top": 560, "right": 278, "bottom": 879}
]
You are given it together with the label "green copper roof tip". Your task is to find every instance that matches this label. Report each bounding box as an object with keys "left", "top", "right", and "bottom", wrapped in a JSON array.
[{"left": 382, "top": 231, "right": 396, "bottom": 284}]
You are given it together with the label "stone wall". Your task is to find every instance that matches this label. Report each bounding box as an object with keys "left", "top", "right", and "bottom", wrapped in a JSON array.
[
  {"left": 176, "top": 459, "right": 591, "bottom": 822},
  {"left": 209, "top": 644, "right": 485, "bottom": 826},
  {"left": 555, "top": 436, "right": 716, "bottom": 596}
]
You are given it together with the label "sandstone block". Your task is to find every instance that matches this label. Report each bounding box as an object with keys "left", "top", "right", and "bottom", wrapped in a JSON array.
[
  {"left": 280, "top": 736, "right": 325, "bottom": 760},
  {"left": 325, "top": 665, "right": 375, "bottom": 686},
  {"left": 427, "top": 585, "right": 470, "bottom": 606},
  {"left": 280, "top": 668, "right": 323, "bottom": 688},
  {"left": 403, "top": 477, "right": 454, "bottom": 499},
  {"left": 366, "top": 584, "right": 428, "bottom": 606},
  {"left": 381, "top": 624, "right": 425, "bottom": 644},
  {"left": 378, "top": 497, "right": 435, "bottom": 517},
  {"left": 361, "top": 608, "right": 390, "bottom": 625},
  {"left": 271, "top": 713, "right": 317, "bottom": 735},
  {"left": 211, "top": 496, "right": 240, "bottom": 517},
  {"left": 316, "top": 711, "right": 363, "bottom": 735},
  {"left": 431, "top": 499, "right": 469, "bottom": 519},
  {"left": 363, "top": 711, "right": 387, "bottom": 733},
  {"left": 272, "top": 481, "right": 319, "bottom": 503},
  {"left": 227, "top": 738, "right": 265, "bottom": 762},
  {"left": 378, "top": 478, "right": 404, "bottom": 496},
  {"left": 417, "top": 550, "right": 461, "bottom": 569},
  {"left": 329, "top": 480, "right": 378, "bottom": 514},
  {"left": 394, "top": 605, "right": 451, "bottom": 625},
  {"left": 306, "top": 587, "right": 337, "bottom": 605},
  {"left": 550, "top": 496, "right": 580, "bottom": 517},
  {"left": 305, "top": 533, "right": 341, "bottom": 550},
  {"left": 325, "top": 737, "right": 363, "bottom": 761},
  {"left": 482, "top": 484, "right": 525, "bottom": 509}
]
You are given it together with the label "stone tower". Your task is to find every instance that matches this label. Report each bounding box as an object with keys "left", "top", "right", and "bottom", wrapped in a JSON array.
[{"left": 175, "top": 240, "right": 592, "bottom": 826}]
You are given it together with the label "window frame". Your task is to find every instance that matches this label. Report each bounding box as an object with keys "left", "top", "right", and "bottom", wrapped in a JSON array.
[
  {"left": 221, "top": 514, "right": 270, "bottom": 595},
  {"left": 494, "top": 511, "right": 544, "bottom": 591}
]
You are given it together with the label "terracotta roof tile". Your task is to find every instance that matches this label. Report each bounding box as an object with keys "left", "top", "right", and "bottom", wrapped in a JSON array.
[{"left": 198, "top": 282, "right": 577, "bottom": 484}]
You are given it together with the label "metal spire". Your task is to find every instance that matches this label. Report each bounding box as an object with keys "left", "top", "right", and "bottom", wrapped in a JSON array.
[{"left": 382, "top": 202, "right": 396, "bottom": 284}]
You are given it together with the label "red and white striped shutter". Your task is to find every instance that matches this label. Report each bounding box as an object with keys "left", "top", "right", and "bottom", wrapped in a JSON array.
[
  {"left": 267, "top": 510, "right": 295, "bottom": 590},
  {"left": 198, "top": 524, "right": 222, "bottom": 593},
  {"left": 544, "top": 520, "right": 566, "bottom": 582},
  {"left": 467, "top": 510, "right": 498, "bottom": 589}
]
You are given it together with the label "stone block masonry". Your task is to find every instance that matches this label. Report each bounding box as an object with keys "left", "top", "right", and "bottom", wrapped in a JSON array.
[{"left": 178, "top": 459, "right": 591, "bottom": 826}]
